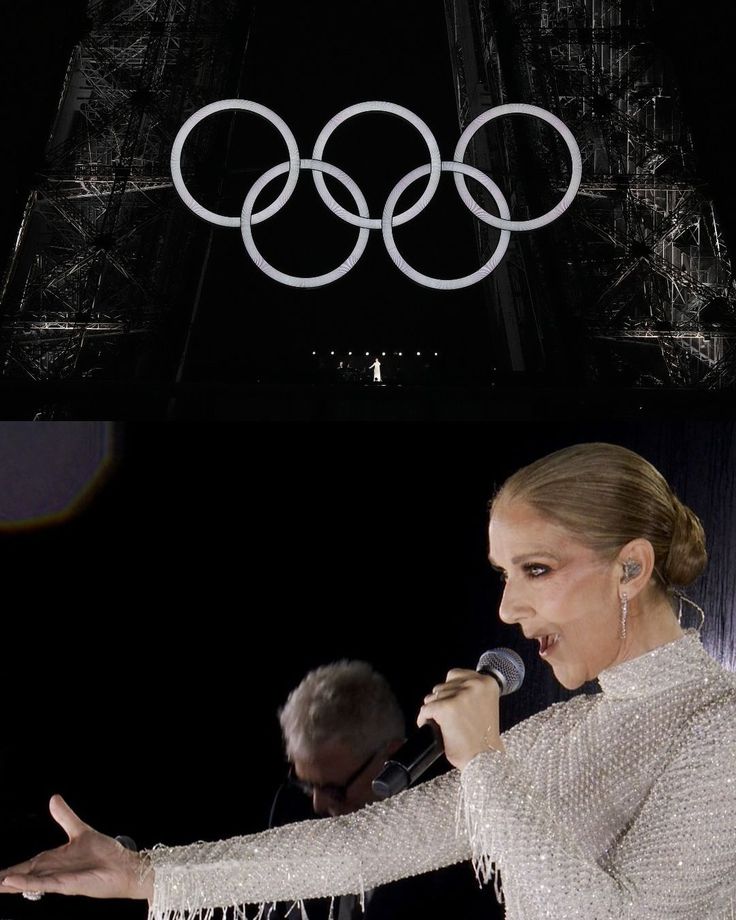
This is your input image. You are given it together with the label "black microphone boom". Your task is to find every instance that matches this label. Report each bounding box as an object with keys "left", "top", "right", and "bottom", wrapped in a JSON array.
[{"left": 371, "top": 648, "right": 525, "bottom": 799}]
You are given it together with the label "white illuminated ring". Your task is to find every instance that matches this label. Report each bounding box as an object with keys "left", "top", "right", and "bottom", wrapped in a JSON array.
[
  {"left": 171, "top": 99, "right": 583, "bottom": 287},
  {"left": 382, "top": 161, "right": 511, "bottom": 290},
  {"left": 311, "top": 101, "right": 442, "bottom": 230},
  {"left": 170, "top": 99, "right": 301, "bottom": 228},
  {"left": 453, "top": 103, "right": 582, "bottom": 232},
  {"left": 240, "top": 159, "right": 371, "bottom": 288}
]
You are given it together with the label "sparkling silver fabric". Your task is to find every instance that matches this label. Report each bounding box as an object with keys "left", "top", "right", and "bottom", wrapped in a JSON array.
[{"left": 146, "top": 632, "right": 736, "bottom": 920}]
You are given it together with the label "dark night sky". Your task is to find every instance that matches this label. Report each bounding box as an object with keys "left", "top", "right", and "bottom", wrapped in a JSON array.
[
  {"left": 2, "top": 1, "right": 736, "bottom": 399},
  {"left": 0, "top": 2, "right": 87, "bottom": 266}
]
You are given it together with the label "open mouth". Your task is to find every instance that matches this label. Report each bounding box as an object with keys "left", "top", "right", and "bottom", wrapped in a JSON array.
[{"left": 538, "top": 634, "right": 560, "bottom": 657}]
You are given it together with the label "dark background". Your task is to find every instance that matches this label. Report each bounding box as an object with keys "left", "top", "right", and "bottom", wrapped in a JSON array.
[
  {"left": 0, "top": 419, "right": 734, "bottom": 920},
  {"left": 0, "top": 0, "right": 736, "bottom": 912}
]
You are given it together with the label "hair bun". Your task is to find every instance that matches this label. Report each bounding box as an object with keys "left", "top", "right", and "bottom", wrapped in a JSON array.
[
  {"left": 492, "top": 442, "right": 708, "bottom": 593},
  {"left": 663, "top": 498, "right": 707, "bottom": 587}
]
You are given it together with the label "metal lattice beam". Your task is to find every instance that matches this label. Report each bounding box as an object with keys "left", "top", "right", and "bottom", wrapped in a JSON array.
[
  {"left": 444, "top": 0, "right": 736, "bottom": 386},
  {"left": 0, "top": 0, "right": 242, "bottom": 391}
]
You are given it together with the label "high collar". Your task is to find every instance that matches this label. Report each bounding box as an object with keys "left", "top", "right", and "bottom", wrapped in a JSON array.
[{"left": 597, "top": 630, "right": 716, "bottom": 699}]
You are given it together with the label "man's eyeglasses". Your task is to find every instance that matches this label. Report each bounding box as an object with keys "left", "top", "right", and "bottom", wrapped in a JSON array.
[{"left": 287, "top": 748, "right": 383, "bottom": 802}]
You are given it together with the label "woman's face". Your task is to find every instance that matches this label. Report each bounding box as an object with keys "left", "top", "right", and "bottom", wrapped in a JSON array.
[{"left": 488, "top": 500, "right": 625, "bottom": 689}]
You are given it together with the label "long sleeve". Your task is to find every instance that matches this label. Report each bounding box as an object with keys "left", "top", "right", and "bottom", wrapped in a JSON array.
[
  {"left": 145, "top": 770, "right": 470, "bottom": 920},
  {"left": 145, "top": 633, "right": 735, "bottom": 920},
  {"left": 460, "top": 692, "right": 736, "bottom": 919}
]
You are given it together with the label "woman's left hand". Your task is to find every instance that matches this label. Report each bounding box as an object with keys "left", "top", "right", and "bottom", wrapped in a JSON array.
[{"left": 417, "top": 669, "right": 504, "bottom": 770}]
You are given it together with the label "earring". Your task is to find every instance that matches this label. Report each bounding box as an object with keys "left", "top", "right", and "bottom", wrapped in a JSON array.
[
  {"left": 619, "top": 592, "right": 628, "bottom": 639},
  {"left": 622, "top": 559, "right": 642, "bottom": 582}
]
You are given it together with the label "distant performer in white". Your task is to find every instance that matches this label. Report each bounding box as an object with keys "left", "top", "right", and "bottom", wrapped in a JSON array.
[{"left": 369, "top": 358, "right": 382, "bottom": 383}]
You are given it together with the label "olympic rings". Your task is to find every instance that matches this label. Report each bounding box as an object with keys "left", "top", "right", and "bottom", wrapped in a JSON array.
[{"left": 171, "top": 99, "right": 581, "bottom": 289}]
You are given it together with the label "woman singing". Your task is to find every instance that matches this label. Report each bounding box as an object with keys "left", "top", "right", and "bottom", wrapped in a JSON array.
[{"left": 2, "top": 443, "right": 735, "bottom": 919}]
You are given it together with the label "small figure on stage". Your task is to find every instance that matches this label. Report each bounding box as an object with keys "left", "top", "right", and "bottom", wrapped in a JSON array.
[{"left": 369, "top": 357, "right": 382, "bottom": 383}]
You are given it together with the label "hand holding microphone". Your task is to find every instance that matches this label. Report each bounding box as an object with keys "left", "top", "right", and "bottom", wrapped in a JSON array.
[{"left": 372, "top": 649, "right": 524, "bottom": 798}]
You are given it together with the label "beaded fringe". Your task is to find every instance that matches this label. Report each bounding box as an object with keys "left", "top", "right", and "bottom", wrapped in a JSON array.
[
  {"left": 146, "top": 900, "right": 334, "bottom": 920},
  {"left": 456, "top": 774, "right": 503, "bottom": 906}
]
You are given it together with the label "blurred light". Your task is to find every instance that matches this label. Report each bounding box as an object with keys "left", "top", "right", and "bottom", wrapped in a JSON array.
[
  {"left": 312, "top": 351, "right": 316, "bottom": 355},
  {"left": 416, "top": 352, "right": 421, "bottom": 356},
  {"left": 330, "top": 351, "right": 335, "bottom": 355},
  {"left": 365, "top": 352, "right": 369, "bottom": 356},
  {"left": 398, "top": 352, "right": 403, "bottom": 356},
  {"left": 0, "top": 422, "right": 116, "bottom": 532},
  {"left": 381, "top": 352, "right": 386, "bottom": 356},
  {"left": 348, "top": 351, "right": 352, "bottom": 355},
  {"left": 434, "top": 352, "right": 438, "bottom": 356}
]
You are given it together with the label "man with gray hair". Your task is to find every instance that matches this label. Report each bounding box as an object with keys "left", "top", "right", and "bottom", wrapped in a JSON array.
[
  {"left": 272, "top": 661, "right": 500, "bottom": 920},
  {"left": 278, "top": 660, "right": 405, "bottom": 818}
]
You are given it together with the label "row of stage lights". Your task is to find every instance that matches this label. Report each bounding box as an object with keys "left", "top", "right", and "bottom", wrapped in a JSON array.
[{"left": 312, "top": 351, "right": 440, "bottom": 357}]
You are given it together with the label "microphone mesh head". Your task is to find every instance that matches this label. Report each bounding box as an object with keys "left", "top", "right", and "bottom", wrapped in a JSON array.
[{"left": 476, "top": 648, "right": 525, "bottom": 695}]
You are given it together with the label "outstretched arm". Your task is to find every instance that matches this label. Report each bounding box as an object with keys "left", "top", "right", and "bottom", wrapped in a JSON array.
[{"left": 1, "top": 772, "right": 468, "bottom": 914}]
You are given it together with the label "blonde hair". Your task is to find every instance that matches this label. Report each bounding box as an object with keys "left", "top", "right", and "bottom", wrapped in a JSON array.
[{"left": 492, "top": 443, "right": 706, "bottom": 589}]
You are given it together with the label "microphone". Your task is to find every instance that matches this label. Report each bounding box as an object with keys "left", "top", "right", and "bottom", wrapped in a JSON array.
[{"left": 371, "top": 648, "right": 525, "bottom": 799}]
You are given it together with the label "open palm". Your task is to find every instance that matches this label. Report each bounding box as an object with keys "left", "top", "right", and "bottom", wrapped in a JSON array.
[{"left": 0, "top": 795, "right": 151, "bottom": 901}]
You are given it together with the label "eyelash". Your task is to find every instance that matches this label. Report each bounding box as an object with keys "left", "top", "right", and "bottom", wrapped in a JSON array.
[
  {"left": 497, "top": 563, "right": 550, "bottom": 582},
  {"left": 524, "top": 563, "right": 550, "bottom": 578}
]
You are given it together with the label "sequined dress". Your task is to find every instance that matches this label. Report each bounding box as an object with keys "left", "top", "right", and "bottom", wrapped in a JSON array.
[{"left": 146, "top": 633, "right": 736, "bottom": 920}]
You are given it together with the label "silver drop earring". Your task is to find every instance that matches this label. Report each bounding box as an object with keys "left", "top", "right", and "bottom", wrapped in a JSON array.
[
  {"left": 619, "top": 560, "right": 639, "bottom": 640},
  {"left": 619, "top": 592, "right": 628, "bottom": 640}
]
